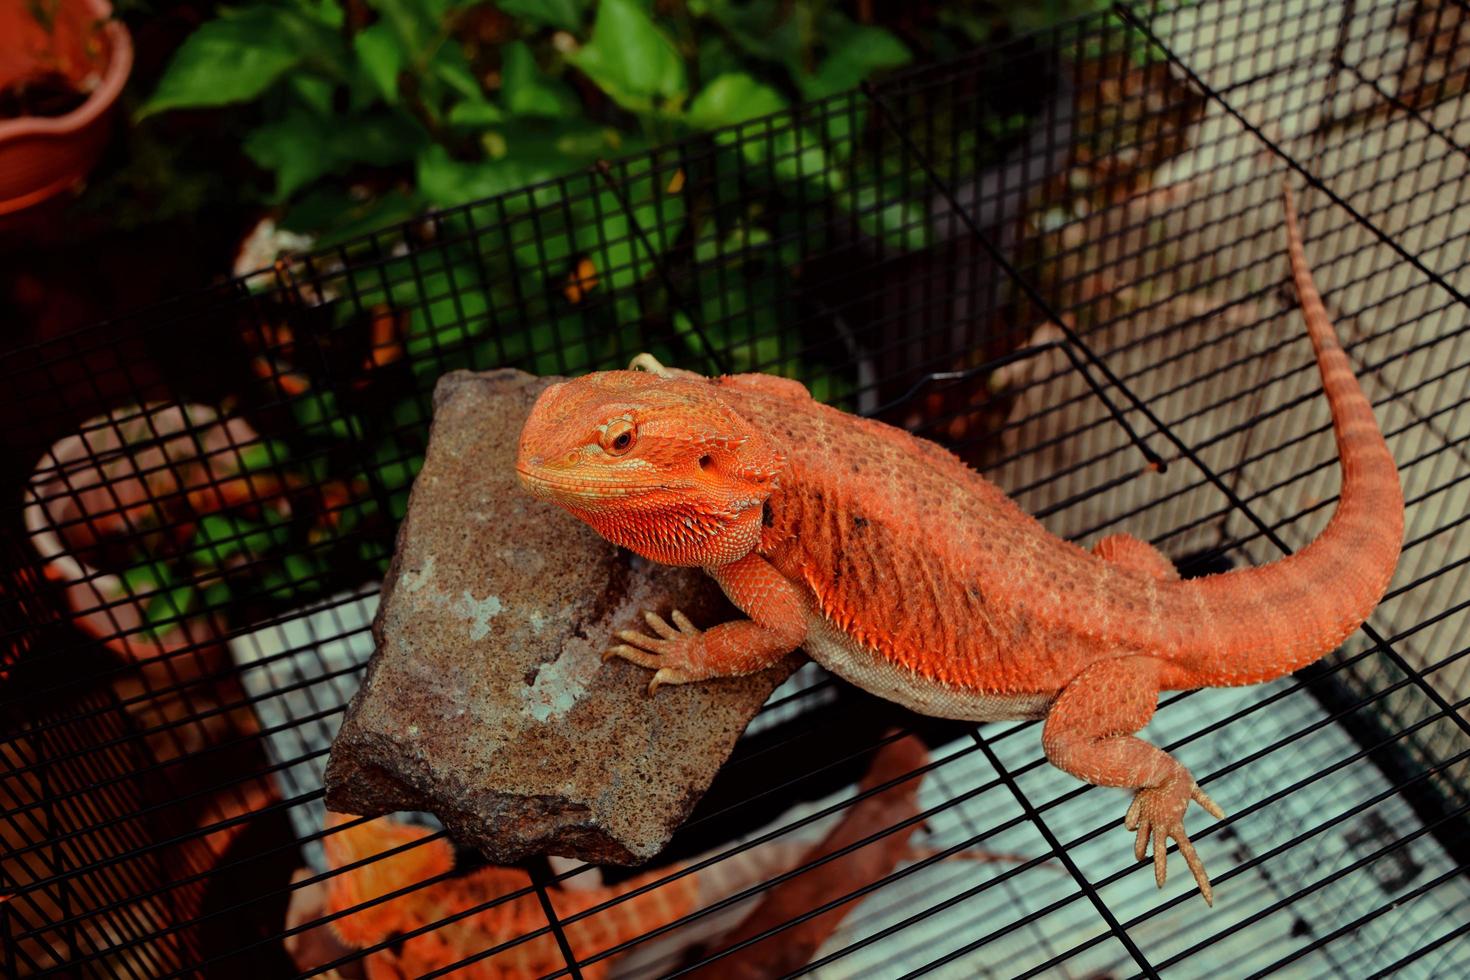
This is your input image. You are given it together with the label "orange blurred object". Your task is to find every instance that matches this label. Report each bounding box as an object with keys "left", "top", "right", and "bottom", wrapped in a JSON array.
[
  {"left": 322, "top": 813, "right": 455, "bottom": 947},
  {"left": 318, "top": 813, "right": 699, "bottom": 978}
]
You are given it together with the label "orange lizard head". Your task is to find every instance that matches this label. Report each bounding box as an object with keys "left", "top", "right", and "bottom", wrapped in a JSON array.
[{"left": 516, "top": 370, "right": 785, "bottom": 567}]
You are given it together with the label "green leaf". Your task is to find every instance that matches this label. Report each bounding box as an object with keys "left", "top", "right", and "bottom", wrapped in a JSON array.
[
  {"left": 373, "top": 0, "right": 445, "bottom": 61},
  {"left": 191, "top": 514, "right": 294, "bottom": 565},
  {"left": 447, "top": 98, "right": 505, "bottom": 127},
  {"left": 263, "top": 550, "right": 328, "bottom": 599},
  {"left": 688, "top": 72, "right": 787, "bottom": 129},
  {"left": 431, "top": 41, "right": 483, "bottom": 101},
  {"left": 375, "top": 459, "right": 418, "bottom": 492},
  {"left": 693, "top": 221, "right": 772, "bottom": 263},
  {"left": 798, "top": 24, "right": 911, "bottom": 100},
  {"left": 236, "top": 439, "right": 291, "bottom": 472},
  {"left": 734, "top": 125, "right": 833, "bottom": 189},
  {"left": 501, "top": 42, "right": 579, "bottom": 119},
  {"left": 354, "top": 22, "right": 404, "bottom": 103},
  {"left": 191, "top": 514, "right": 248, "bottom": 564},
  {"left": 409, "top": 263, "right": 492, "bottom": 355},
  {"left": 290, "top": 388, "right": 363, "bottom": 440},
  {"left": 293, "top": 0, "right": 345, "bottom": 28},
  {"left": 247, "top": 108, "right": 424, "bottom": 202},
  {"left": 694, "top": 0, "right": 804, "bottom": 77},
  {"left": 144, "top": 584, "right": 200, "bottom": 634},
  {"left": 347, "top": 113, "right": 427, "bottom": 167},
  {"left": 416, "top": 120, "right": 623, "bottom": 209},
  {"left": 121, "top": 561, "right": 173, "bottom": 595},
  {"left": 201, "top": 581, "right": 235, "bottom": 614},
  {"left": 494, "top": 0, "right": 587, "bottom": 31},
  {"left": 853, "top": 182, "right": 931, "bottom": 252},
  {"left": 566, "top": 0, "right": 687, "bottom": 112},
  {"left": 245, "top": 105, "right": 338, "bottom": 202},
  {"left": 289, "top": 73, "right": 335, "bottom": 114},
  {"left": 588, "top": 162, "right": 686, "bottom": 293},
  {"left": 282, "top": 186, "right": 424, "bottom": 246},
  {"left": 416, "top": 144, "right": 553, "bottom": 209},
  {"left": 695, "top": 33, "right": 745, "bottom": 85},
  {"left": 140, "top": 7, "right": 319, "bottom": 116},
  {"left": 936, "top": 6, "right": 994, "bottom": 44},
  {"left": 283, "top": 553, "right": 323, "bottom": 586}
]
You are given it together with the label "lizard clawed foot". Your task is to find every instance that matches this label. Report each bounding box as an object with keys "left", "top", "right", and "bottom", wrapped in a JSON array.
[
  {"left": 1124, "top": 774, "right": 1225, "bottom": 905},
  {"left": 628, "top": 353, "right": 673, "bottom": 377},
  {"left": 628, "top": 352, "right": 706, "bottom": 382},
  {"left": 604, "top": 609, "right": 708, "bottom": 695}
]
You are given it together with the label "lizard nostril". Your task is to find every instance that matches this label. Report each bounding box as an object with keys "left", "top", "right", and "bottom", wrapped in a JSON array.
[{"left": 698, "top": 455, "right": 713, "bottom": 470}]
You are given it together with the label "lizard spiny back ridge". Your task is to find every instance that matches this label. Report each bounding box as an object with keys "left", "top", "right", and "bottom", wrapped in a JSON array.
[{"left": 1178, "top": 184, "right": 1403, "bottom": 685}]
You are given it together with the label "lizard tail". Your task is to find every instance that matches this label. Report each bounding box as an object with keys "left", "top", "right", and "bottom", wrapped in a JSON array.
[{"left": 1180, "top": 182, "right": 1403, "bottom": 684}]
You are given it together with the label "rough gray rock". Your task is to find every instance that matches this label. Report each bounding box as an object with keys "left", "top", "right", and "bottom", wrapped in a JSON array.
[{"left": 324, "top": 369, "right": 799, "bottom": 865}]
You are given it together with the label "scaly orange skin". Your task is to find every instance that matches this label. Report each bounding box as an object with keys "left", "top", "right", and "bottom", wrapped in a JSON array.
[{"left": 515, "top": 185, "right": 1404, "bottom": 905}]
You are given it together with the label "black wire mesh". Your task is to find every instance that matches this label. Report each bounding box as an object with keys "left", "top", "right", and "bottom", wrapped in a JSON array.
[{"left": 4, "top": 0, "right": 1470, "bottom": 976}]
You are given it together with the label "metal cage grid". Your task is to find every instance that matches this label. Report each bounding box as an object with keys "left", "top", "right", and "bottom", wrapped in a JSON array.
[{"left": 3, "top": 0, "right": 1469, "bottom": 976}]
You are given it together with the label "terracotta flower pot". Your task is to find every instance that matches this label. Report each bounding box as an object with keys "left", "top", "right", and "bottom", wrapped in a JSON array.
[
  {"left": 0, "top": 0, "right": 133, "bottom": 217},
  {"left": 23, "top": 403, "right": 258, "bottom": 662}
]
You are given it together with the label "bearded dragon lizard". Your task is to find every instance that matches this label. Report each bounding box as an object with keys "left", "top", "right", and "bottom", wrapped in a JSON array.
[{"left": 515, "top": 184, "right": 1404, "bottom": 904}]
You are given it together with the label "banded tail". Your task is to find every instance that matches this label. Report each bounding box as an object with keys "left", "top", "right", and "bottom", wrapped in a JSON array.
[{"left": 1181, "top": 183, "right": 1403, "bottom": 683}]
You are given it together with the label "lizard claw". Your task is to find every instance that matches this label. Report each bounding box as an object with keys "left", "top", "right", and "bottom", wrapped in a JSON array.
[
  {"left": 1124, "top": 775, "right": 1223, "bottom": 906},
  {"left": 604, "top": 610, "right": 707, "bottom": 692}
]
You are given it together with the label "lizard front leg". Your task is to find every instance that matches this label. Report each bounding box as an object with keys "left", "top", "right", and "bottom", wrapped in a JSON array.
[
  {"left": 1041, "top": 656, "right": 1225, "bottom": 904},
  {"left": 606, "top": 552, "right": 807, "bottom": 694}
]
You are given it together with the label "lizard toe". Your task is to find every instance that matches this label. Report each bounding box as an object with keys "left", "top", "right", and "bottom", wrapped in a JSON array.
[
  {"left": 1192, "top": 784, "right": 1226, "bottom": 820},
  {"left": 615, "top": 628, "right": 674, "bottom": 654},
  {"left": 604, "top": 644, "right": 663, "bottom": 669},
  {"left": 1126, "top": 774, "right": 1217, "bottom": 903},
  {"left": 642, "top": 611, "right": 682, "bottom": 640},
  {"left": 1152, "top": 826, "right": 1169, "bottom": 888},
  {"left": 1175, "top": 829, "right": 1214, "bottom": 907}
]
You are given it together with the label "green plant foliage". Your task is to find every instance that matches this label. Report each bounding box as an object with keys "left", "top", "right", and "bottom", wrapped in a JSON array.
[
  {"left": 353, "top": 22, "right": 405, "bottom": 103},
  {"left": 501, "top": 42, "right": 580, "bottom": 119},
  {"left": 795, "top": 21, "right": 912, "bottom": 100},
  {"left": 246, "top": 105, "right": 426, "bottom": 201},
  {"left": 687, "top": 72, "right": 787, "bottom": 128},
  {"left": 130, "top": 0, "right": 1081, "bottom": 611},
  {"left": 565, "top": 0, "right": 687, "bottom": 112},
  {"left": 139, "top": 4, "right": 346, "bottom": 117},
  {"left": 141, "top": 0, "right": 929, "bottom": 253},
  {"left": 493, "top": 0, "right": 588, "bottom": 32}
]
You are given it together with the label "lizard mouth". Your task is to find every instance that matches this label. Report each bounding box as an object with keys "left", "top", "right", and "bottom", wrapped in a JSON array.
[{"left": 515, "top": 463, "right": 642, "bottom": 500}]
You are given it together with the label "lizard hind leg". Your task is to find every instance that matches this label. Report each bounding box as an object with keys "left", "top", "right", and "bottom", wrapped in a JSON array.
[
  {"left": 1092, "top": 533, "right": 1180, "bottom": 581},
  {"left": 1041, "top": 656, "right": 1224, "bottom": 904}
]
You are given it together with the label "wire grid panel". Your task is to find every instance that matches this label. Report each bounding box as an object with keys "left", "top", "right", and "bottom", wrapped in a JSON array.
[{"left": 2, "top": 1, "right": 1470, "bottom": 977}]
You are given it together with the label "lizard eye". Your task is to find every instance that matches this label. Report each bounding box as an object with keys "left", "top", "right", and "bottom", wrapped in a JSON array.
[{"left": 601, "top": 418, "right": 636, "bottom": 456}]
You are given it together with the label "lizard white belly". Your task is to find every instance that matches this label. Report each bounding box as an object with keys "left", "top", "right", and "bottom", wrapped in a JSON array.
[{"left": 801, "top": 613, "right": 1054, "bottom": 722}]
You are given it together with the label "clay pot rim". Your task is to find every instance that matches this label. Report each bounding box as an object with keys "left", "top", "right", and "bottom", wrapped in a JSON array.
[
  {"left": 0, "top": 0, "right": 134, "bottom": 142},
  {"left": 22, "top": 401, "right": 227, "bottom": 591}
]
